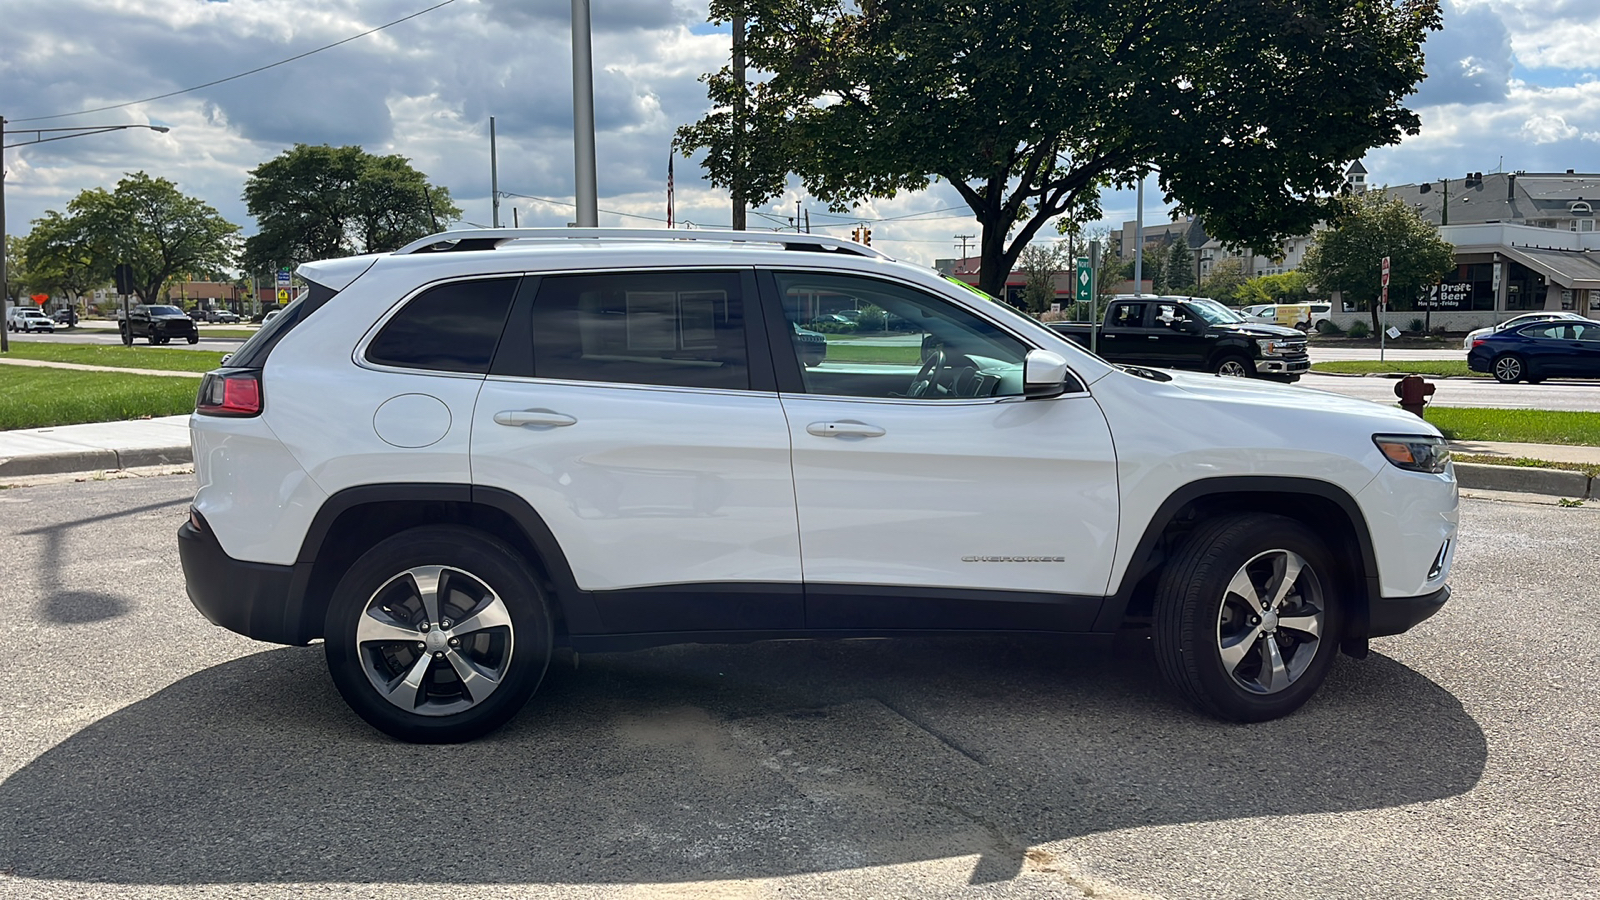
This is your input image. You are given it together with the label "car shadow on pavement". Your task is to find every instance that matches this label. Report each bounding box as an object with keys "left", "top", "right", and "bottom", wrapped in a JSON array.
[{"left": 0, "top": 634, "right": 1486, "bottom": 886}]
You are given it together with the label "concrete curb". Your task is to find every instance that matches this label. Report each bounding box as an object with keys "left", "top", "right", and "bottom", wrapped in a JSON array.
[
  {"left": 0, "top": 445, "right": 192, "bottom": 479},
  {"left": 1454, "top": 461, "right": 1592, "bottom": 499}
]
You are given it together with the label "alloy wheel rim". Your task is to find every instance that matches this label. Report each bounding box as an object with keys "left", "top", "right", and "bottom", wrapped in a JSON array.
[
  {"left": 1215, "top": 549, "right": 1325, "bottom": 695},
  {"left": 357, "top": 565, "right": 515, "bottom": 716},
  {"left": 1218, "top": 360, "right": 1248, "bottom": 377},
  {"left": 1495, "top": 357, "right": 1521, "bottom": 380}
]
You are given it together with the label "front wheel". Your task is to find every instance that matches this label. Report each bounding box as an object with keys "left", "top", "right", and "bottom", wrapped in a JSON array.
[
  {"left": 324, "top": 526, "right": 553, "bottom": 743},
  {"left": 1152, "top": 514, "right": 1343, "bottom": 722},
  {"left": 186, "top": 335, "right": 199, "bottom": 344},
  {"left": 1492, "top": 354, "right": 1525, "bottom": 384},
  {"left": 1213, "top": 354, "right": 1253, "bottom": 378}
]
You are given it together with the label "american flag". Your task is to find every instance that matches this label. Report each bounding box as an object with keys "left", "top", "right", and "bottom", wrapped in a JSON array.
[{"left": 667, "top": 151, "right": 675, "bottom": 228}]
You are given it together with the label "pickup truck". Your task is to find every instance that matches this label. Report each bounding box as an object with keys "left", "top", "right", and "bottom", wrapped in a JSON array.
[
  {"left": 1050, "top": 295, "right": 1310, "bottom": 381},
  {"left": 119, "top": 303, "right": 200, "bottom": 345}
]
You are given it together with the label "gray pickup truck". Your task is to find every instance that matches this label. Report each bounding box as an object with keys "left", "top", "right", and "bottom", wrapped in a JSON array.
[{"left": 1050, "top": 295, "right": 1310, "bottom": 381}]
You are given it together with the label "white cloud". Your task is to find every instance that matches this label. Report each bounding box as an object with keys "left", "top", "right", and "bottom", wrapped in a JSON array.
[{"left": 1521, "top": 113, "right": 1581, "bottom": 143}]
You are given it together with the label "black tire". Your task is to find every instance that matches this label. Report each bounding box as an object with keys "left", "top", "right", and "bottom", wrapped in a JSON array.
[
  {"left": 1213, "top": 354, "right": 1253, "bottom": 378},
  {"left": 186, "top": 335, "right": 199, "bottom": 344},
  {"left": 120, "top": 325, "right": 133, "bottom": 346},
  {"left": 1492, "top": 354, "right": 1525, "bottom": 384},
  {"left": 1152, "top": 514, "right": 1343, "bottom": 722},
  {"left": 324, "top": 526, "right": 553, "bottom": 743}
]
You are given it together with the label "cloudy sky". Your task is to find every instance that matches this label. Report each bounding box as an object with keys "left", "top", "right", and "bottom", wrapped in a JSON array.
[{"left": 4, "top": 0, "right": 1599, "bottom": 269}]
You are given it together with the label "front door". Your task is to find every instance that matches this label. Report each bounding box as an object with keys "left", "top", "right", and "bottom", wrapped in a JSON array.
[
  {"left": 764, "top": 270, "right": 1120, "bottom": 632},
  {"left": 471, "top": 270, "right": 803, "bottom": 634}
]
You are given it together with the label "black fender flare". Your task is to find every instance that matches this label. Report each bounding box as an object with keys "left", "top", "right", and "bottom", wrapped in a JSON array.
[{"left": 1094, "top": 476, "right": 1380, "bottom": 648}]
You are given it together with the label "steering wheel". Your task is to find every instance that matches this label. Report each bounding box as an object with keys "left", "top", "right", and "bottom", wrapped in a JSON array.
[{"left": 908, "top": 347, "right": 947, "bottom": 398}]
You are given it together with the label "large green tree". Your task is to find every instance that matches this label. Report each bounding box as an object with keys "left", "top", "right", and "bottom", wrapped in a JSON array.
[
  {"left": 1018, "top": 241, "right": 1068, "bottom": 313},
  {"left": 1166, "top": 240, "right": 1196, "bottom": 293},
  {"left": 678, "top": 0, "right": 1440, "bottom": 297},
  {"left": 21, "top": 211, "right": 105, "bottom": 306},
  {"left": 63, "top": 172, "right": 239, "bottom": 305},
  {"left": 242, "top": 144, "right": 461, "bottom": 275},
  {"left": 3, "top": 235, "right": 30, "bottom": 306},
  {"left": 1302, "top": 192, "right": 1454, "bottom": 332}
]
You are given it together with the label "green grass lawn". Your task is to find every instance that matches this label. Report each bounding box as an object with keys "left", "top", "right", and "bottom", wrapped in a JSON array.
[
  {"left": 1428, "top": 407, "right": 1600, "bottom": 446},
  {"left": 0, "top": 368, "right": 199, "bottom": 430},
  {"left": 822, "top": 343, "right": 923, "bottom": 365},
  {"left": 1312, "top": 360, "right": 1479, "bottom": 378},
  {"left": 2, "top": 343, "right": 225, "bottom": 373}
]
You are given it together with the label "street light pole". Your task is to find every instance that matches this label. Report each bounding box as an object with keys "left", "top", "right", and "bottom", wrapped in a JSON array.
[
  {"left": 1, "top": 118, "right": 170, "bottom": 352},
  {"left": 571, "top": 0, "right": 599, "bottom": 227}
]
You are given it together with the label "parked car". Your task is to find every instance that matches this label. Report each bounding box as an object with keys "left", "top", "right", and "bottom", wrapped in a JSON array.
[
  {"left": 261, "top": 309, "right": 282, "bottom": 326},
  {"left": 1460, "top": 311, "right": 1586, "bottom": 351},
  {"left": 1466, "top": 317, "right": 1600, "bottom": 383},
  {"left": 6, "top": 307, "right": 56, "bottom": 333},
  {"left": 1050, "top": 295, "right": 1309, "bottom": 380},
  {"left": 1245, "top": 302, "right": 1332, "bottom": 332},
  {"left": 210, "top": 309, "right": 241, "bottom": 324},
  {"left": 179, "top": 227, "right": 1456, "bottom": 743},
  {"left": 52, "top": 308, "right": 79, "bottom": 326},
  {"left": 120, "top": 304, "right": 200, "bottom": 345}
]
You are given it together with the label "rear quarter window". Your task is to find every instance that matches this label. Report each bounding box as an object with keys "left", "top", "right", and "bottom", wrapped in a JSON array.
[{"left": 365, "top": 277, "right": 519, "bottom": 374}]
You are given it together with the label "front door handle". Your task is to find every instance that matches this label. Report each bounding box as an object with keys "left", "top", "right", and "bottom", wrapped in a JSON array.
[
  {"left": 806, "top": 421, "right": 886, "bottom": 438},
  {"left": 494, "top": 409, "right": 577, "bottom": 428}
]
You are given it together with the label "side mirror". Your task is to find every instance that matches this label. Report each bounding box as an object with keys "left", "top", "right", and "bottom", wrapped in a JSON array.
[{"left": 1023, "top": 349, "right": 1070, "bottom": 398}]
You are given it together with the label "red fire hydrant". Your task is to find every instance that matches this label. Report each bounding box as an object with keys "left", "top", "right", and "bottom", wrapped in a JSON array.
[{"left": 1394, "top": 373, "right": 1436, "bottom": 418}]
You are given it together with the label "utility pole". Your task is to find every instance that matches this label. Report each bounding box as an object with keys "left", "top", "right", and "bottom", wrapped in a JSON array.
[
  {"left": 571, "top": 0, "right": 598, "bottom": 227},
  {"left": 1, "top": 118, "right": 8, "bottom": 353},
  {"left": 955, "top": 234, "right": 974, "bottom": 271},
  {"left": 490, "top": 116, "right": 500, "bottom": 228},
  {"left": 731, "top": 15, "right": 747, "bottom": 230},
  {"left": 1134, "top": 175, "right": 1145, "bottom": 296}
]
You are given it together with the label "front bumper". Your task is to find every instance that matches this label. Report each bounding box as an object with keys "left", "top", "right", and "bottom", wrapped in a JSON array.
[
  {"left": 178, "top": 516, "right": 309, "bottom": 645},
  {"left": 1370, "top": 585, "right": 1450, "bottom": 637},
  {"left": 1255, "top": 355, "right": 1310, "bottom": 376}
]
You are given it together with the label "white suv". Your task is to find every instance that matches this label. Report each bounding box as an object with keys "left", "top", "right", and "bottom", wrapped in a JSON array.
[{"left": 179, "top": 229, "right": 1457, "bottom": 742}]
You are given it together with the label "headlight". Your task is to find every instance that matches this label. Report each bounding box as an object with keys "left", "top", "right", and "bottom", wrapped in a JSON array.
[
  {"left": 1373, "top": 434, "right": 1450, "bottom": 474},
  {"left": 1256, "top": 339, "right": 1288, "bottom": 356}
]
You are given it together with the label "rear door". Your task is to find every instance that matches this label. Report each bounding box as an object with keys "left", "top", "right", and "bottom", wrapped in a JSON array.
[
  {"left": 470, "top": 269, "right": 803, "bottom": 634},
  {"left": 1098, "top": 301, "right": 1157, "bottom": 364}
]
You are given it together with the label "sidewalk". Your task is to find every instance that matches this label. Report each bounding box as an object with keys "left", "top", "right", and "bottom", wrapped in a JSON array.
[{"left": 3, "top": 414, "right": 1600, "bottom": 497}]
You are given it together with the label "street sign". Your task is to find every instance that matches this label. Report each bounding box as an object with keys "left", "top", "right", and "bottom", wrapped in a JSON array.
[
  {"left": 277, "top": 289, "right": 289, "bottom": 302},
  {"left": 1381, "top": 256, "right": 1391, "bottom": 288},
  {"left": 276, "top": 268, "right": 291, "bottom": 287},
  {"left": 1075, "top": 257, "right": 1092, "bottom": 303}
]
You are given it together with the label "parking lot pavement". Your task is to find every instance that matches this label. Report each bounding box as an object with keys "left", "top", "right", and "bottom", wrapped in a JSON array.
[{"left": 0, "top": 475, "right": 1595, "bottom": 899}]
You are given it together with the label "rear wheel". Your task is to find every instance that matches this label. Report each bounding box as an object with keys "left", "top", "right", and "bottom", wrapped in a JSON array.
[
  {"left": 186, "top": 335, "right": 199, "bottom": 344},
  {"left": 324, "top": 526, "right": 553, "bottom": 743},
  {"left": 1492, "top": 354, "right": 1525, "bottom": 384},
  {"left": 1213, "top": 354, "right": 1253, "bottom": 378},
  {"left": 1152, "top": 514, "right": 1343, "bottom": 722}
]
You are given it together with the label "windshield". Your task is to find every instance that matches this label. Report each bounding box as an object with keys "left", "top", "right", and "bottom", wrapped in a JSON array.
[
  {"left": 149, "top": 305, "right": 184, "bottom": 316},
  {"left": 1186, "top": 298, "right": 1246, "bottom": 324}
]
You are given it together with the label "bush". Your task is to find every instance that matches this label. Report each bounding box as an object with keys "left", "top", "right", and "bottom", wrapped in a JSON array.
[
  {"left": 1315, "top": 319, "right": 1344, "bottom": 335},
  {"left": 1407, "top": 317, "right": 1426, "bottom": 333},
  {"left": 1347, "top": 321, "right": 1371, "bottom": 339},
  {"left": 809, "top": 321, "right": 859, "bottom": 334}
]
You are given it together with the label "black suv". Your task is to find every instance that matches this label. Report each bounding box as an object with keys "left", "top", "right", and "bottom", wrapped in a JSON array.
[{"left": 121, "top": 304, "right": 200, "bottom": 345}]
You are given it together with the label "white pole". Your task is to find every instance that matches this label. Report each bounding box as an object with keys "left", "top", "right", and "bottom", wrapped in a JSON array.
[
  {"left": 490, "top": 116, "right": 500, "bottom": 228},
  {"left": 571, "top": 0, "right": 598, "bottom": 227},
  {"left": 1134, "top": 175, "right": 1145, "bottom": 297}
]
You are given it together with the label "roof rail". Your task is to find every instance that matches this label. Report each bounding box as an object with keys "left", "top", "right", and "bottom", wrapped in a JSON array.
[{"left": 392, "top": 227, "right": 892, "bottom": 260}]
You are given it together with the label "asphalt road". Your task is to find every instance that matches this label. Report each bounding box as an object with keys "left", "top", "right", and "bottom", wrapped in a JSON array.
[
  {"left": 1296, "top": 372, "right": 1600, "bottom": 411},
  {"left": 0, "top": 474, "right": 1595, "bottom": 899},
  {"left": 5, "top": 327, "right": 249, "bottom": 354}
]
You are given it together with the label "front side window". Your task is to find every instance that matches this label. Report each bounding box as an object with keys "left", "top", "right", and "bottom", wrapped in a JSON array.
[
  {"left": 366, "top": 277, "right": 518, "bottom": 374},
  {"left": 773, "top": 272, "right": 1027, "bottom": 400},
  {"left": 530, "top": 271, "right": 749, "bottom": 390}
]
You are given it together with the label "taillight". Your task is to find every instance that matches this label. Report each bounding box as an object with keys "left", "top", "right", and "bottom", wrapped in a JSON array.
[
  {"left": 1471, "top": 339, "right": 1488, "bottom": 349},
  {"left": 196, "top": 371, "right": 262, "bottom": 417}
]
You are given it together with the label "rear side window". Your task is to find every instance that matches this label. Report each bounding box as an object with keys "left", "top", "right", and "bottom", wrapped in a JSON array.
[
  {"left": 366, "top": 277, "right": 518, "bottom": 374},
  {"left": 529, "top": 271, "right": 749, "bottom": 390}
]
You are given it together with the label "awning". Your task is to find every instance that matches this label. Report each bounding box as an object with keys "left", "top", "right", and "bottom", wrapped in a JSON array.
[{"left": 1498, "top": 246, "right": 1600, "bottom": 290}]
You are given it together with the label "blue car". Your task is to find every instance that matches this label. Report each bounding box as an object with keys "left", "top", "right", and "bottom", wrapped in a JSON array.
[{"left": 1466, "top": 317, "right": 1600, "bottom": 383}]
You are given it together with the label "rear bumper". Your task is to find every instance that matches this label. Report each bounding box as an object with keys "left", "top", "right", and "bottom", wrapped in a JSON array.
[
  {"left": 1369, "top": 585, "right": 1450, "bottom": 638},
  {"left": 178, "top": 517, "right": 310, "bottom": 645}
]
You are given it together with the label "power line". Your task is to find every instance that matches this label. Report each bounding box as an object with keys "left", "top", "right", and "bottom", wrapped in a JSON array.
[
  {"left": 498, "top": 190, "right": 676, "bottom": 225},
  {"left": 11, "top": 0, "right": 460, "bottom": 123}
]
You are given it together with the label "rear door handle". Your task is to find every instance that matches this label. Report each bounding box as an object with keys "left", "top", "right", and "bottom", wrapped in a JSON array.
[
  {"left": 494, "top": 409, "right": 577, "bottom": 428},
  {"left": 806, "top": 421, "right": 886, "bottom": 438}
]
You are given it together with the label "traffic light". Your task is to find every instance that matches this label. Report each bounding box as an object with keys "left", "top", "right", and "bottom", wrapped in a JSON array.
[
  {"left": 861, "top": 227, "right": 871, "bottom": 247},
  {"left": 850, "top": 227, "right": 861, "bottom": 243}
]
